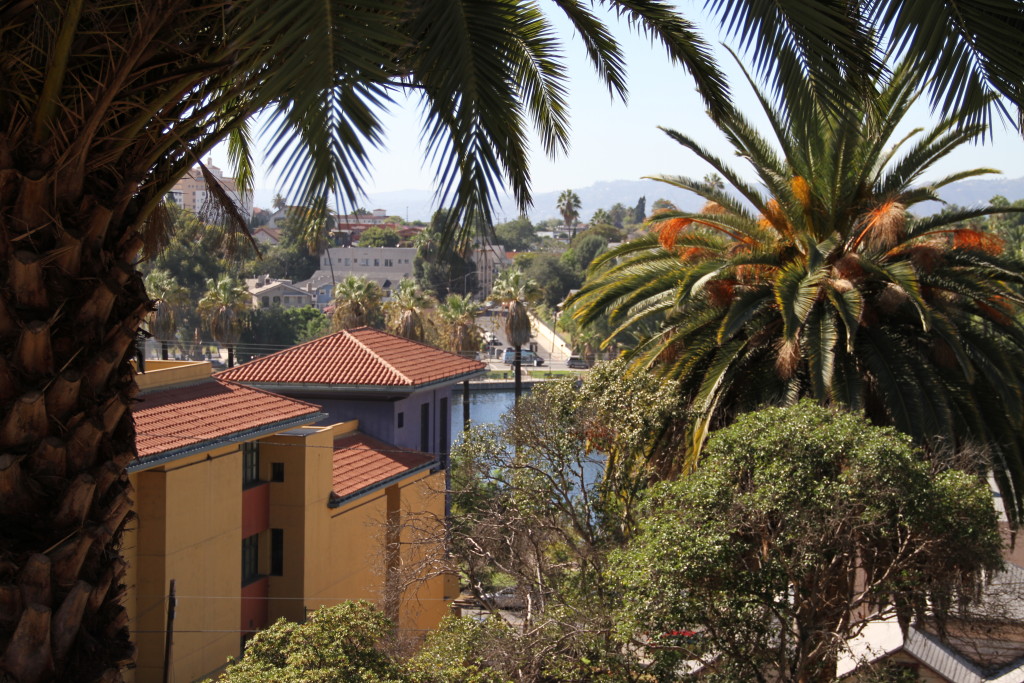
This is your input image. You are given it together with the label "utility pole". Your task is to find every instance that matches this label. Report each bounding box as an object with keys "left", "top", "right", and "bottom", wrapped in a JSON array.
[{"left": 162, "top": 579, "right": 176, "bottom": 683}]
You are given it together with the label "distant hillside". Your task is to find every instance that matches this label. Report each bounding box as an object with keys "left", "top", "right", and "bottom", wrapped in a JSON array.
[{"left": 257, "top": 176, "right": 1024, "bottom": 224}]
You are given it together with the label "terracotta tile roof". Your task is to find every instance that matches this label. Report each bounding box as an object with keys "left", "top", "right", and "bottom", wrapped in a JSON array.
[
  {"left": 132, "top": 379, "right": 321, "bottom": 459},
  {"left": 332, "top": 433, "right": 435, "bottom": 500},
  {"left": 216, "top": 327, "right": 485, "bottom": 389}
]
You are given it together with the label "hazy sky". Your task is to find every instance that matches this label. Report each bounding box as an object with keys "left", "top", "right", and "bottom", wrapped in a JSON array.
[{"left": 212, "top": 8, "right": 1024, "bottom": 208}]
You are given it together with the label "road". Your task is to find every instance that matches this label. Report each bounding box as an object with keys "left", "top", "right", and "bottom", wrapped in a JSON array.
[{"left": 476, "top": 312, "right": 578, "bottom": 370}]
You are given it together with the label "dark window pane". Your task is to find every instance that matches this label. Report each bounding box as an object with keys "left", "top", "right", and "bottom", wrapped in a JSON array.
[
  {"left": 243, "top": 442, "right": 260, "bottom": 488},
  {"left": 271, "top": 462, "right": 284, "bottom": 482},
  {"left": 270, "top": 529, "right": 284, "bottom": 576},
  {"left": 242, "top": 534, "right": 259, "bottom": 584}
]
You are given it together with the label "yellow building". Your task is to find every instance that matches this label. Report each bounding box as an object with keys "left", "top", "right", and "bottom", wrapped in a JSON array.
[{"left": 125, "top": 360, "right": 454, "bottom": 682}]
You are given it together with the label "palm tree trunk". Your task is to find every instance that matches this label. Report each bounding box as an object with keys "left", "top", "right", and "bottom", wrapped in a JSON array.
[
  {"left": 161, "top": 340, "right": 169, "bottom": 361},
  {"left": 227, "top": 345, "right": 235, "bottom": 368},
  {"left": 1, "top": 167, "right": 142, "bottom": 681},
  {"left": 514, "top": 345, "right": 522, "bottom": 404}
]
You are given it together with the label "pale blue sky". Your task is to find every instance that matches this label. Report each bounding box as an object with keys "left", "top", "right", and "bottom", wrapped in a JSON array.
[{"left": 213, "top": 7, "right": 1024, "bottom": 208}]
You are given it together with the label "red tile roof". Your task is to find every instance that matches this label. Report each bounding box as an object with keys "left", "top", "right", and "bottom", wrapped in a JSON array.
[
  {"left": 133, "top": 379, "right": 321, "bottom": 459},
  {"left": 332, "top": 433, "right": 435, "bottom": 499},
  {"left": 216, "top": 327, "right": 485, "bottom": 389}
]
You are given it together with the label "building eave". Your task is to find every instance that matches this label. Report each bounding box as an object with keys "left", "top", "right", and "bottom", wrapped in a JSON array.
[
  {"left": 234, "top": 368, "right": 488, "bottom": 397},
  {"left": 128, "top": 411, "right": 326, "bottom": 473},
  {"left": 328, "top": 459, "right": 439, "bottom": 508}
]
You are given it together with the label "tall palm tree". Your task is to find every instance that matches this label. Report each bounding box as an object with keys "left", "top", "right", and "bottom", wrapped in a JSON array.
[
  {"left": 198, "top": 276, "right": 251, "bottom": 368},
  {"left": 385, "top": 279, "right": 434, "bottom": 342},
  {"left": 437, "top": 293, "right": 483, "bottom": 356},
  {"left": 491, "top": 268, "right": 540, "bottom": 403},
  {"left": 144, "top": 270, "right": 190, "bottom": 360},
  {"left": 331, "top": 276, "right": 385, "bottom": 331},
  {"left": 3, "top": 1, "right": 1024, "bottom": 678},
  {"left": 570, "top": 61, "right": 1024, "bottom": 521},
  {"left": 557, "top": 190, "right": 582, "bottom": 239}
]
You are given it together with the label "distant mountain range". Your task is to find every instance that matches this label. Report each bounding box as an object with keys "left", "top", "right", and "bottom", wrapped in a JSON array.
[{"left": 257, "top": 176, "right": 1024, "bottom": 225}]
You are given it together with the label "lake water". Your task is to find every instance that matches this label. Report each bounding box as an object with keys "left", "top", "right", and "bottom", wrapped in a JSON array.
[
  {"left": 449, "top": 386, "right": 604, "bottom": 487},
  {"left": 450, "top": 387, "right": 517, "bottom": 435}
]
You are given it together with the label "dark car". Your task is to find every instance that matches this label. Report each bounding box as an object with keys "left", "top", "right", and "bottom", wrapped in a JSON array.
[{"left": 567, "top": 356, "right": 589, "bottom": 369}]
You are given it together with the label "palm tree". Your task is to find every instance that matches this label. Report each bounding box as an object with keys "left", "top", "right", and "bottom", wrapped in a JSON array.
[
  {"left": 557, "top": 190, "right": 582, "bottom": 239},
  {"left": 385, "top": 279, "right": 433, "bottom": 342},
  {"left": 491, "top": 268, "right": 540, "bottom": 403},
  {"left": 331, "top": 276, "right": 385, "bottom": 331},
  {"left": 437, "top": 294, "right": 483, "bottom": 356},
  {"left": 144, "top": 270, "right": 190, "bottom": 360},
  {"left": 4, "top": 1, "right": 1024, "bottom": 677},
  {"left": 570, "top": 61, "right": 1024, "bottom": 521},
  {"left": 198, "top": 276, "right": 251, "bottom": 368}
]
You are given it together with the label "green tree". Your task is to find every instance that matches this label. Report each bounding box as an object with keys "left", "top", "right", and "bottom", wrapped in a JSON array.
[
  {"left": 332, "top": 275, "right": 385, "bottom": 330},
  {"left": 359, "top": 226, "right": 402, "bottom": 247},
  {"left": 490, "top": 268, "right": 539, "bottom": 403},
  {"left": 613, "top": 402, "right": 1003, "bottom": 682},
  {"left": 515, "top": 252, "right": 580, "bottom": 309},
  {"left": 606, "top": 202, "right": 629, "bottom": 229},
  {"left": 631, "top": 196, "right": 646, "bottom": 223},
  {"left": 414, "top": 210, "right": 477, "bottom": 298},
  {"left": 144, "top": 269, "right": 190, "bottom": 360},
  {"left": 436, "top": 294, "right": 483, "bottom": 356},
  {"left": 570, "top": 61, "right": 1024, "bottom": 517},
  {"left": 198, "top": 275, "right": 251, "bottom": 367},
  {"left": 217, "top": 602, "right": 408, "bottom": 682},
  {"left": 385, "top": 279, "right": 434, "bottom": 342},
  {"left": 493, "top": 215, "right": 536, "bottom": 252},
  {"left": 431, "top": 367, "right": 686, "bottom": 680},
  {"left": 238, "top": 306, "right": 329, "bottom": 361}
]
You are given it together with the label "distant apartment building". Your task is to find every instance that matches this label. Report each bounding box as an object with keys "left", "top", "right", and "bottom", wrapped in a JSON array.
[
  {"left": 297, "top": 246, "right": 416, "bottom": 307},
  {"left": 167, "top": 158, "right": 253, "bottom": 222}
]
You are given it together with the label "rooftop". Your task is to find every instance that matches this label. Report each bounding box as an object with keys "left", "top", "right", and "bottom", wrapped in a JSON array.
[
  {"left": 132, "top": 378, "right": 321, "bottom": 465},
  {"left": 331, "top": 432, "right": 435, "bottom": 503},
  {"left": 216, "top": 327, "right": 486, "bottom": 390}
]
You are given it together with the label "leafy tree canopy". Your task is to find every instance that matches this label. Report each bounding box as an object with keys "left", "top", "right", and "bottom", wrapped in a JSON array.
[
  {"left": 493, "top": 215, "right": 537, "bottom": 252},
  {"left": 359, "top": 226, "right": 402, "bottom": 248},
  {"left": 612, "top": 401, "right": 1003, "bottom": 683}
]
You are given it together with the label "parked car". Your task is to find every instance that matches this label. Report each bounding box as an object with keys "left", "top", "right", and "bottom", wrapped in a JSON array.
[
  {"left": 502, "top": 348, "right": 544, "bottom": 366},
  {"left": 567, "top": 356, "right": 589, "bottom": 369},
  {"left": 480, "top": 587, "right": 525, "bottom": 610}
]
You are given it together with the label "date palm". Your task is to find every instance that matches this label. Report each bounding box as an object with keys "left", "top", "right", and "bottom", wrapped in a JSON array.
[
  {"left": 558, "top": 190, "right": 582, "bottom": 239},
  {"left": 386, "top": 279, "right": 433, "bottom": 342},
  {"left": 570, "top": 61, "right": 1024, "bottom": 521},
  {"left": 437, "top": 293, "right": 483, "bottom": 356},
  {"left": 198, "top": 276, "right": 251, "bottom": 368},
  {"left": 3, "top": 0, "right": 1024, "bottom": 678},
  {"left": 332, "top": 276, "right": 385, "bottom": 331}
]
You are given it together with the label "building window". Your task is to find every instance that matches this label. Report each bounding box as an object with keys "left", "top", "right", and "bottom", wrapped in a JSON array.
[
  {"left": 271, "top": 462, "right": 285, "bottom": 482},
  {"left": 374, "top": 259, "right": 380, "bottom": 267},
  {"left": 261, "top": 296, "right": 269, "bottom": 307},
  {"left": 243, "top": 442, "right": 260, "bottom": 488},
  {"left": 397, "top": 412, "right": 404, "bottom": 429},
  {"left": 384, "top": 259, "right": 393, "bottom": 267},
  {"left": 420, "top": 403, "right": 430, "bottom": 452},
  {"left": 283, "top": 296, "right": 289, "bottom": 305},
  {"left": 242, "top": 534, "right": 259, "bottom": 584},
  {"left": 270, "top": 529, "right": 284, "bottom": 576},
  {"left": 272, "top": 296, "right": 280, "bottom": 305}
]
